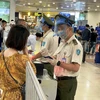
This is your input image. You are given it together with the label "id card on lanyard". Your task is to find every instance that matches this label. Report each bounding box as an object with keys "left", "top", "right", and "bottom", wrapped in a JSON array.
[{"left": 61, "top": 52, "right": 66, "bottom": 63}]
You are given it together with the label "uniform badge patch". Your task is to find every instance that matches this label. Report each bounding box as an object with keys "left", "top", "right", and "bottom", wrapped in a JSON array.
[
  {"left": 42, "top": 42, "right": 46, "bottom": 46},
  {"left": 76, "top": 49, "right": 81, "bottom": 55}
]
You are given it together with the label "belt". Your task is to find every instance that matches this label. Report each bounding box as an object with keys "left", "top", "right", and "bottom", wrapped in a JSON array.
[{"left": 57, "top": 76, "right": 76, "bottom": 81}]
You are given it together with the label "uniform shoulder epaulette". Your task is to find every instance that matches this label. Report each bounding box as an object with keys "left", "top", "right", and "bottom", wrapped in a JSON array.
[{"left": 72, "top": 39, "right": 78, "bottom": 45}]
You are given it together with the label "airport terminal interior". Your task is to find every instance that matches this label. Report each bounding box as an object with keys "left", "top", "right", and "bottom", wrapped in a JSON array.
[{"left": 0, "top": 0, "right": 100, "bottom": 100}]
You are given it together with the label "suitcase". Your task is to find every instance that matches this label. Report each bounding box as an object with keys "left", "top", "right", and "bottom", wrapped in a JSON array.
[{"left": 95, "top": 52, "right": 100, "bottom": 63}]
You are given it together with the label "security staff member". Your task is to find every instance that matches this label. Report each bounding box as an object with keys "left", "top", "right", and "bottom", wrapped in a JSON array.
[
  {"left": 45, "top": 12, "right": 83, "bottom": 100},
  {"left": 31, "top": 14, "right": 58, "bottom": 78}
]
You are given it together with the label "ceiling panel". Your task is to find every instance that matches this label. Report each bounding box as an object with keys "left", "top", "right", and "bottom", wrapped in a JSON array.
[{"left": 15, "top": 0, "right": 100, "bottom": 12}]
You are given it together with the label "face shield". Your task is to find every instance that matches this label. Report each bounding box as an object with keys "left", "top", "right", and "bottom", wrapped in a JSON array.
[
  {"left": 54, "top": 17, "right": 69, "bottom": 39},
  {"left": 34, "top": 17, "right": 44, "bottom": 33},
  {"left": 54, "top": 15, "right": 73, "bottom": 39}
]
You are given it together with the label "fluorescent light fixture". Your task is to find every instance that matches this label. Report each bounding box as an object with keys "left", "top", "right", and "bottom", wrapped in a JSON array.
[
  {"left": 47, "top": 13, "right": 50, "bottom": 17},
  {"left": 53, "top": 2, "right": 55, "bottom": 4},
  {"left": 94, "top": 0, "right": 97, "bottom": 2},
  {"left": 88, "top": 7, "right": 90, "bottom": 9},
  {"left": 82, "top": 2, "right": 85, "bottom": 4},
  {"left": 61, "top": 7, "right": 63, "bottom": 8},
  {"left": 39, "top": 1, "right": 42, "bottom": 3},
  {"left": 28, "top": 12, "right": 30, "bottom": 16},
  {"left": 97, "top": 5, "right": 100, "bottom": 7},
  {"left": 73, "top": 0, "right": 76, "bottom": 2},
  {"left": 95, "top": 9, "right": 97, "bottom": 11},
  {"left": 28, "top": 3, "right": 30, "bottom": 5},
  {"left": 48, "top": 4, "right": 50, "bottom": 7},
  {"left": 56, "top": 7, "right": 58, "bottom": 9},
  {"left": 67, "top": 6, "right": 69, "bottom": 7}
]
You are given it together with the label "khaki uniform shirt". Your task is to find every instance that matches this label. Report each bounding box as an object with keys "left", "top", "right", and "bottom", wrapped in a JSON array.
[
  {"left": 54, "top": 35, "right": 83, "bottom": 77},
  {"left": 41, "top": 29, "right": 58, "bottom": 56}
]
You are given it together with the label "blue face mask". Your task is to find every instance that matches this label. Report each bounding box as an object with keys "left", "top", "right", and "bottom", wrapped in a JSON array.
[{"left": 57, "top": 30, "right": 67, "bottom": 40}]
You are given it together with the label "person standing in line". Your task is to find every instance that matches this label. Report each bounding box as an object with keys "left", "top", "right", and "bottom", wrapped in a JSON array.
[
  {"left": 0, "top": 20, "right": 7, "bottom": 51},
  {"left": 27, "top": 32, "right": 43, "bottom": 54},
  {"left": 0, "top": 25, "right": 36, "bottom": 100},
  {"left": 82, "top": 24, "right": 91, "bottom": 53},
  {"left": 16, "top": 19, "right": 27, "bottom": 27},
  {"left": 0, "top": 18, "right": 2, "bottom": 25},
  {"left": 43, "top": 12, "right": 83, "bottom": 100},
  {"left": 89, "top": 28, "right": 98, "bottom": 54}
]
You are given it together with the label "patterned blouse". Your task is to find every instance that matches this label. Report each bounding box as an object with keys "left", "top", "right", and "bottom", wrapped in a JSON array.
[{"left": 0, "top": 52, "right": 36, "bottom": 100}]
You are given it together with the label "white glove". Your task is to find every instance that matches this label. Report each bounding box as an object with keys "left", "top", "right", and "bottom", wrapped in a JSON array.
[
  {"left": 40, "top": 48, "right": 49, "bottom": 56},
  {"left": 45, "top": 58, "right": 57, "bottom": 66}
]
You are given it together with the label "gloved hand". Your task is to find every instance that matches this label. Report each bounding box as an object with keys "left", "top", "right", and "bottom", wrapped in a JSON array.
[
  {"left": 45, "top": 58, "right": 58, "bottom": 66},
  {"left": 40, "top": 48, "right": 50, "bottom": 56}
]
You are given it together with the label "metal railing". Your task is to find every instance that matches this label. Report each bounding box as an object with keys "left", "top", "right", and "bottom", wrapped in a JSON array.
[{"left": 26, "top": 62, "right": 47, "bottom": 100}]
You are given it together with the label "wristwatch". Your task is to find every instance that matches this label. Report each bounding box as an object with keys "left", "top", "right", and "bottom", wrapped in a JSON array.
[{"left": 57, "top": 61, "right": 61, "bottom": 66}]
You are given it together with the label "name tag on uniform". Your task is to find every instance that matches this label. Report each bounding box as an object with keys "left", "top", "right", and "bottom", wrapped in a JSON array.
[
  {"left": 42, "top": 42, "right": 46, "bottom": 46},
  {"left": 62, "top": 58, "right": 66, "bottom": 62}
]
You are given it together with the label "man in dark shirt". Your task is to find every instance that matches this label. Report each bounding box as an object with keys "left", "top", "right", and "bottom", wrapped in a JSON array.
[
  {"left": 0, "top": 20, "right": 7, "bottom": 52},
  {"left": 89, "top": 28, "right": 98, "bottom": 54},
  {"left": 82, "top": 24, "right": 91, "bottom": 53}
]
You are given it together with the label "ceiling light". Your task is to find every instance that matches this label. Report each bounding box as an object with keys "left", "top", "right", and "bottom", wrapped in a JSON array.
[
  {"left": 67, "top": 6, "right": 69, "bottom": 7},
  {"left": 74, "top": 4, "right": 76, "bottom": 6},
  {"left": 23, "top": 4, "right": 25, "bottom": 5},
  {"left": 94, "top": 0, "right": 97, "bottom": 2},
  {"left": 56, "top": 7, "right": 58, "bottom": 9},
  {"left": 39, "top": 1, "right": 42, "bottom": 3},
  {"left": 47, "top": 13, "right": 50, "bottom": 17},
  {"left": 95, "top": 9, "right": 97, "bottom": 11},
  {"left": 73, "top": 0, "right": 76, "bottom": 2},
  {"left": 97, "top": 5, "right": 100, "bottom": 7},
  {"left": 71, "top": 4, "right": 73, "bottom": 7},
  {"left": 61, "top": 7, "right": 63, "bottom": 9},
  {"left": 82, "top": 2, "right": 85, "bottom": 4},
  {"left": 28, "top": 3, "right": 30, "bottom": 5},
  {"left": 48, "top": 4, "right": 50, "bottom": 7},
  {"left": 53, "top": 2, "right": 55, "bottom": 4},
  {"left": 88, "top": 7, "right": 90, "bottom": 9},
  {"left": 28, "top": 12, "right": 30, "bottom": 16}
]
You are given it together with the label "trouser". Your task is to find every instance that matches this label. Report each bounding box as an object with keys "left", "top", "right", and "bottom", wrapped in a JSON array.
[
  {"left": 81, "top": 40, "right": 89, "bottom": 53},
  {"left": 43, "top": 63, "right": 54, "bottom": 79},
  {"left": 56, "top": 77, "right": 77, "bottom": 100},
  {"left": 89, "top": 42, "right": 96, "bottom": 54}
]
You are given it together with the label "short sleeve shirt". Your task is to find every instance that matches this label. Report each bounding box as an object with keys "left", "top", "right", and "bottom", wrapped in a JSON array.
[
  {"left": 41, "top": 29, "right": 58, "bottom": 56},
  {"left": 54, "top": 35, "right": 83, "bottom": 77}
]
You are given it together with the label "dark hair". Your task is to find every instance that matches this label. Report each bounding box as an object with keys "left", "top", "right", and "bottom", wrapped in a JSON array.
[
  {"left": 6, "top": 25, "right": 30, "bottom": 51},
  {"left": 11, "top": 19, "right": 14, "bottom": 21},
  {"left": 91, "top": 28, "right": 94, "bottom": 32},
  {"left": 16, "top": 19, "right": 25, "bottom": 25},
  {"left": 36, "top": 32, "right": 43, "bottom": 37},
  {"left": 86, "top": 24, "right": 89, "bottom": 27},
  {"left": 2, "top": 20, "right": 7, "bottom": 23},
  {"left": 0, "top": 18, "right": 2, "bottom": 21}
]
